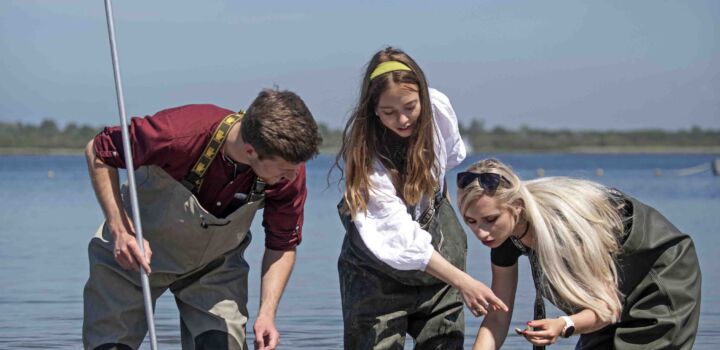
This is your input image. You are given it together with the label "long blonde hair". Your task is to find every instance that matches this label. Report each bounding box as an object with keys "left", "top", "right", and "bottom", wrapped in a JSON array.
[
  {"left": 333, "top": 47, "right": 438, "bottom": 217},
  {"left": 457, "top": 159, "right": 624, "bottom": 322}
]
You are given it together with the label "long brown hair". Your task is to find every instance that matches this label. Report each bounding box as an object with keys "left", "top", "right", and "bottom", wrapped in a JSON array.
[{"left": 334, "top": 47, "right": 438, "bottom": 217}]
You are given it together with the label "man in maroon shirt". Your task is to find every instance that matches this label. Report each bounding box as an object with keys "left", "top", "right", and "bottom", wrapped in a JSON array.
[{"left": 82, "top": 90, "right": 322, "bottom": 350}]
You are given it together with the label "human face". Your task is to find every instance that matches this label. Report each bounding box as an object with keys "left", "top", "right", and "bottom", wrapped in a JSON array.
[
  {"left": 375, "top": 82, "right": 421, "bottom": 138},
  {"left": 463, "top": 195, "right": 517, "bottom": 248},
  {"left": 250, "top": 156, "right": 301, "bottom": 185}
]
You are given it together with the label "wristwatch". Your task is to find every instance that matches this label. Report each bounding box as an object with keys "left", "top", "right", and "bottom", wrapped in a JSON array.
[{"left": 560, "top": 315, "right": 575, "bottom": 338}]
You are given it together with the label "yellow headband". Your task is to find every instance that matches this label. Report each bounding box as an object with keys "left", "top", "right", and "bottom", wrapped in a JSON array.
[{"left": 369, "top": 61, "right": 412, "bottom": 80}]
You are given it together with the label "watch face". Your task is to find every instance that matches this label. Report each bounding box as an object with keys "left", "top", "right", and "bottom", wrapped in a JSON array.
[{"left": 564, "top": 325, "right": 575, "bottom": 338}]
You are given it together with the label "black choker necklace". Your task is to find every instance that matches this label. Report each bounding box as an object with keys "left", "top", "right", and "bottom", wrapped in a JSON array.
[
  {"left": 510, "top": 220, "right": 530, "bottom": 253},
  {"left": 517, "top": 221, "right": 530, "bottom": 240}
]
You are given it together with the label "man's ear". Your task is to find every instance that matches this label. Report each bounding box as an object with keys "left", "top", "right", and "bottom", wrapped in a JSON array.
[{"left": 242, "top": 142, "right": 256, "bottom": 158}]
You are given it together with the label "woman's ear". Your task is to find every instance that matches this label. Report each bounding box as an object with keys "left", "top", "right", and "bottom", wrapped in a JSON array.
[{"left": 510, "top": 198, "right": 525, "bottom": 214}]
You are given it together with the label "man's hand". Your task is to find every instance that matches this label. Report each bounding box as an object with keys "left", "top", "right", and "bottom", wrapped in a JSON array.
[
  {"left": 254, "top": 248, "right": 296, "bottom": 350},
  {"left": 85, "top": 139, "right": 152, "bottom": 274},
  {"left": 109, "top": 216, "right": 152, "bottom": 273},
  {"left": 253, "top": 314, "right": 279, "bottom": 350}
]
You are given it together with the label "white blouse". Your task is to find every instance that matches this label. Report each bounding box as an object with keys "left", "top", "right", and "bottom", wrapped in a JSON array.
[{"left": 352, "top": 88, "right": 467, "bottom": 271}]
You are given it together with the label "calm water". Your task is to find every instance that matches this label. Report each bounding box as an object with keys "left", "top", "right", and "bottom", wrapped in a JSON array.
[{"left": 0, "top": 153, "right": 718, "bottom": 349}]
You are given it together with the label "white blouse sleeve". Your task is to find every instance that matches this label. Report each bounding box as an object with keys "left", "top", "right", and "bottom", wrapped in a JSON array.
[
  {"left": 351, "top": 88, "right": 466, "bottom": 272},
  {"left": 430, "top": 88, "right": 466, "bottom": 173},
  {"left": 352, "top": 161, "right": 434, "bottom": 271}
]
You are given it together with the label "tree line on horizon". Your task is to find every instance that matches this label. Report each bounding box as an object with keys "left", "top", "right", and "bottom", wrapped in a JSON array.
[
  {"left": 458, "top": 119, "right": 720, "bottom": 152},
  {"left": 1, "top": 118, "right": 718, "bottom": 153}
]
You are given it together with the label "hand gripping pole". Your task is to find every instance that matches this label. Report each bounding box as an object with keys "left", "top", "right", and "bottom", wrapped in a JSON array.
[{"left": 103, "top": 1, "right": 159, "bottom": 348}]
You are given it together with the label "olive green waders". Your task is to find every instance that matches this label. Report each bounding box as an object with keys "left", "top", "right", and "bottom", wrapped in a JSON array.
[
  {"left": 83, "top": 165, "right": 265, "bottom": 350},
  {"left": 337, "top": 192, "right": 468, "bottom": 350},
  {"left": 574, "top": 196, "right": 701, "bottom": 349}
]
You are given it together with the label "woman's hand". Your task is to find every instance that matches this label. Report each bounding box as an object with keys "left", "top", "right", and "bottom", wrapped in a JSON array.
[
  {"left": 517, "top": 318, "right": 565, "bottom": 346},
  {"left": 456, "top": 276, "right": 509, "bottom": 317},
  {"left": 424, "top": 251, "right": 509, "bottom": 317}
]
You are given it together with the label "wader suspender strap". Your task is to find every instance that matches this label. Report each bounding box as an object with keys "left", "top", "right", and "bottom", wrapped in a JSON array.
[
  {"left": 182, "top": 111, "right": 244, "bottom": 194},
  {"left": 247, "top": 176, "right": 267, "bottom": 203},
  {"left": 529, "top": 251, "right": 546, "bottom": 350},
  {"left": 414, "top": 180, "right": 447, "bottom": 229},
  {"left": 509, "top": 229, "right": 546, "bottom": 350}
]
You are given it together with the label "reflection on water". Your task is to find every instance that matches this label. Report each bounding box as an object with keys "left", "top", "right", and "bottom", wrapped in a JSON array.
[{"left": 0, "top": 154, "right": 718, "bottom": 349}]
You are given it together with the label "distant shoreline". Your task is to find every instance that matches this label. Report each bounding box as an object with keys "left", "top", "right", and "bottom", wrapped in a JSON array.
[
  {"left": 471, "top": 146, "right": 720, "bottom": 155},
  {"left": 0, "top": 147, "right": 86, "bottom": 155},
  {"left": 2, "top": 146, "right": 719, "bottom": 156},
  {"left": 3, "top": 120, "right": 719, "bottom": 157}
]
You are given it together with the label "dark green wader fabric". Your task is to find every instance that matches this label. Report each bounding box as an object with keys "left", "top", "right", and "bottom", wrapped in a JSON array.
[
  {"left": 83, "top": 166, "right": 264, "bottom": 350},
  {"left": 574, "top": 197, "right": 701, "bottom": 350},
  {"left": 337, "top": 194, "right": 468, "bottom": 350}
]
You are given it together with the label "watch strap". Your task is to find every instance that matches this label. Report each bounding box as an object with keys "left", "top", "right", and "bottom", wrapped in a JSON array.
[{"left": 560, "top": 315, "right": 575, "bottom": 338}]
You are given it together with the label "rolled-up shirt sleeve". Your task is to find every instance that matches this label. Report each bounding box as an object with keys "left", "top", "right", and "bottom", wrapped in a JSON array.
[
  {"left": 93, "top": 109, "right": 179, "bottom": 169},
  {"left": 262, "top": 165, "right": 307, "bottom": 251},
  {"left": 352, "top": 161, "right": 434, "bottom": 271}
]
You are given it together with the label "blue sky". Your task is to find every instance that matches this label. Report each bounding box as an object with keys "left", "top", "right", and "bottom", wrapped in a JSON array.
[{"left": 1, "top": 0, "right": 718, "bottom": 130}]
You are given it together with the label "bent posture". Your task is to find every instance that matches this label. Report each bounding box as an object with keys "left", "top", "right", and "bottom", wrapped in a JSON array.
[
  {"left": 457, "top": 158, "right": 701, "bottom": 349},
  {"left": 83, "top": 90, "right": 322, "bottom": 350}
]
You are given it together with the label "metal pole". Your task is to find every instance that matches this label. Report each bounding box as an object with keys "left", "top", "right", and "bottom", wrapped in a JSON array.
[{"left": 103, "top": 1, "right": 159, "bottom": 349}]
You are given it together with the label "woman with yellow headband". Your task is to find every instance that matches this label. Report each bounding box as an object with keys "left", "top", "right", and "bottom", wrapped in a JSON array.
[{"left": 333, "top": 47, "right": 507, "bottom": 349}]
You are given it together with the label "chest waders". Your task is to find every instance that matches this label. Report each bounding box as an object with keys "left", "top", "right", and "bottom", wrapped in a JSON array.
[
  {"left": 574, "top": 196, "right": 701, "bottom": 350},
  {"left": 337, "top": 190, "right": 468, "bottom": 350},
  {"left": 84, "top": 114, "right": 265, "bottom": 350},
  {"left": 528, "top": 196, "right": 701, "bottom": 350}
]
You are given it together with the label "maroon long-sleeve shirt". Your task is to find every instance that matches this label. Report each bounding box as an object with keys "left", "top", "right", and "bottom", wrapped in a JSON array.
[{"left": 93, "top": 103, "right": 306, "bottom": 250}]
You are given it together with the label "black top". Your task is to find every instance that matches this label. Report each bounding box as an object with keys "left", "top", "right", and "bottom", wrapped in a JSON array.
[
  {"left": 379, "top": 125, "right": 410, "bottom": 173},
  {"left": 491, "top": 239, "right": 524, "bottom": 267}
]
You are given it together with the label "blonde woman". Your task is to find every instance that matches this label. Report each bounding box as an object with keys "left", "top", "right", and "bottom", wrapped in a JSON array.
[{"left": 456, "top": 158, "right": 701, "bottom": 349}]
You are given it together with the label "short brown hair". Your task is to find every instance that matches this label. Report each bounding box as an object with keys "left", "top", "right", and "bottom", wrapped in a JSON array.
[{"left": 241, "top": 89, "right": 322, "bottom": 163}]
